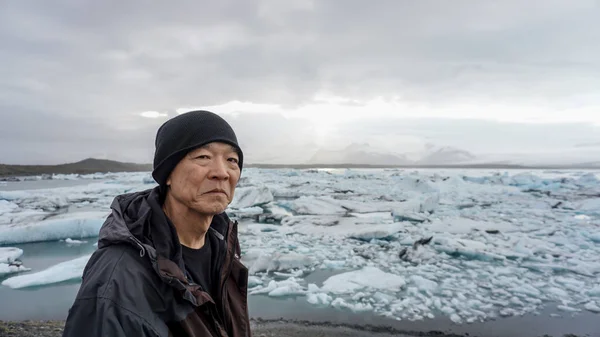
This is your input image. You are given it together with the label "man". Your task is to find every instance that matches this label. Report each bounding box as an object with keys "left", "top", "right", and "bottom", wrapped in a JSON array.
[{"left": 63, "top": 111, "right": 251, "bottom": 337}]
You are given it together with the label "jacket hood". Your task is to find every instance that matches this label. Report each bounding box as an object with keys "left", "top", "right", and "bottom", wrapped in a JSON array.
[{"left": 98, "top": 186, "right": 230, "bottom": 270}]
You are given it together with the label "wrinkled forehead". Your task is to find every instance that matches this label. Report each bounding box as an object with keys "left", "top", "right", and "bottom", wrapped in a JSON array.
[{"left": 188, "top": 142, "right": 239, "bottom": 155}]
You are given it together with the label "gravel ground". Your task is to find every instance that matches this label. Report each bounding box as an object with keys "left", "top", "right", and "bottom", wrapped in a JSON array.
[{"left": 0, "top": 319, "right": 588, "bottom": 337}]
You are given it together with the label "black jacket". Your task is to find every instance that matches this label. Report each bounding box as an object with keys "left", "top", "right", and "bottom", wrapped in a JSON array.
[{"left": 62, "top": 187, "right": 251, "bottom": 337}]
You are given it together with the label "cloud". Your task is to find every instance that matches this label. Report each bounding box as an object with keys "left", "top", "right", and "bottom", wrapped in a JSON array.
[
  {"left": 1, "top": 0, "right": 599, "bottom": 164},
  {"left": 140, "top": 111, "right": 168, "bottom": 118}
]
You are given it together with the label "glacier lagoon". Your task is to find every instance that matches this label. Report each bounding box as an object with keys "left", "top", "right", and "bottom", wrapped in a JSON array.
[{"left": 1, "top": 168, "right": 599, "bottom": 336}]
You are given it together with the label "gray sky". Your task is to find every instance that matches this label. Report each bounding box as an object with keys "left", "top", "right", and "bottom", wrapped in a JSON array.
[{"left": 1, "top": 0, "right": 600, "bottom": 165}]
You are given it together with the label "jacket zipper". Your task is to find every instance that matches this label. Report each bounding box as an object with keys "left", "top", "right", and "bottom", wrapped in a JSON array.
[{"left": 128, "top": 236, "right": 146, "bottom": 257}]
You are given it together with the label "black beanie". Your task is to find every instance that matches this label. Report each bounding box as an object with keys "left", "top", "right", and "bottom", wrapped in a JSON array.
[{"left": 152, "top": 110, "right": 243, "bottom": 186}]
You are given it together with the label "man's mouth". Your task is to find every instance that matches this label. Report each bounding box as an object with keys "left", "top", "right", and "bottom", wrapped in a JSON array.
[{"left": 205, "top": 189, "right": 227, "bottom": 196}]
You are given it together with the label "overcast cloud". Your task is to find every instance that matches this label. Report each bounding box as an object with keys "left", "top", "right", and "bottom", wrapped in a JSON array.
[{"left": 1, "top": 0, "right": 599, "bottom": 165}]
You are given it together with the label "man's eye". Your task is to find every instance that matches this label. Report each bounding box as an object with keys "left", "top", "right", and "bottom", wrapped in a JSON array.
[
  {"left": 195, "top": 155, "right": 210, "bottom": 159},
  {"left": 228, "top": 158, "right": 239, "bottom": 163}
]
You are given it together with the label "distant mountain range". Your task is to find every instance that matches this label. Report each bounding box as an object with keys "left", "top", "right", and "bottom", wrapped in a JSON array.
[
  {"left": 0, "top": 158, "right": 152, "bottom": 177},
  {"left": 2, "top": 145, "right": 600, "bottom": 178},
  {"left": 308, "top": 143, "right": 477, "bottom": 166}
]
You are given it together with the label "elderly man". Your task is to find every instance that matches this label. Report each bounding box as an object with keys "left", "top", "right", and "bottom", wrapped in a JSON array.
[{"left": 63, "top": 111, "right": 250, "bottom": 337}]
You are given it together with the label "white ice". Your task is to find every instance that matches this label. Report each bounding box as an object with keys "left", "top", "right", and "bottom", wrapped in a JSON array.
[
  {"left": 3, "top": 169, "right": 600, "bottom": 322},
  {"left": 230, "top": 186, "right": 274, "bottom": 209},
  {"left": 1, "top": 254, "right": 91, "bottom": 289},
  {"left": 0, "top": 247, "right": 23, "bottom": 264},
  {"left": 0, "top": 247, "right": 31, "bottom": 277},
  {"left": 0, "top": 211, "right": 108, "bottom": 245},
  {"left": 321, "top": 267, "right": 406, "bottom": 294}
]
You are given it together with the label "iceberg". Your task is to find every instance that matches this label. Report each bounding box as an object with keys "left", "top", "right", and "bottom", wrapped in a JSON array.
[
  {"left": 321, "top": 267, "right": 406, "bottom": 294},
  {"left": 0, "top": 247, "right": 31, "bottom": 277},
  {"left": 247, "top": 252, "right": 315, "bottom": 274},
  {"left": 0, "top": 211, "right": 108, "bottom": 245},
  {"left": 4, "top": 168, "right": 600, "bottom": 323},
  {"left": 0, "top": 247, "right": 23, "bottom": 264},
  {"left": 230, "top": 186, "right": 274, "bottom": 209},
  {"left": 347, "top": 222, "right": 405, "bottom": 241},
  {"left": 2, "top": 254, "right": 91, "bottom": 289},
  {"left": 0, "top": 263, "right": 31, "bottom": 277},
  {"left": 280, "top": 196, "right": 348, "bottom": 215}
]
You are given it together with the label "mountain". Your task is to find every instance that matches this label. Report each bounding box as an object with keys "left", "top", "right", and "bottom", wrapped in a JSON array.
[
  {"left": 416, "top": 146, "right": 477, "bottom": 165},
  {"left": 308, "top": 143, "right": 412, "bottom": 165},
  {"left": 0, "top": 158, "right": 152, "bottom": 177}
]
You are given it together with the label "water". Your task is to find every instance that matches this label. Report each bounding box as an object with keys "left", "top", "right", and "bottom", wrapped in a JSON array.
[
  {"left": 2, "top": 176, "right": 599, "bottom": 336},
  {"left": 1, "top": 240, "right": 598, "bottom": 337},
  {"left": 0, "top": 241, "right": 96, "bottom": 320},
  {"left": 0, "top": 179, "right": 100, "bottom": 192}
]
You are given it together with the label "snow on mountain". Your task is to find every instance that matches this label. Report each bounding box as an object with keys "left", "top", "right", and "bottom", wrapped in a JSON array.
[
  {"left": 308, "top": 143, "right": 412, "bottom": 165},
  {"left": 416, "top": 145, "right": 477, "bottom": 165},
  {"left": 307, "top": 143, "right": 476, "bottom": 166}
]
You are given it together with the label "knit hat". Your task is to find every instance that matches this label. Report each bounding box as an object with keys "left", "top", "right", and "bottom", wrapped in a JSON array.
[{"left": 151, "top": 110, "right": 243, "bottom": 186}]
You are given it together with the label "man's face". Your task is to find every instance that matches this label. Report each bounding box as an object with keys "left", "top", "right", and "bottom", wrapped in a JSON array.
[{"left": 166, "top": 142, "right": 241, "bottom": 216}]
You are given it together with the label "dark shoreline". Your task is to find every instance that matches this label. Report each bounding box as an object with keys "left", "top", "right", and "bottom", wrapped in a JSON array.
[{"left": 0, "top": 317, "right": 595, "bottom": 337}]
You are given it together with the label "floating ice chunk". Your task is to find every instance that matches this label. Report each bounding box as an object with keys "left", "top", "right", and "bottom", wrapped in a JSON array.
[
  {"left": 450, "top": 313, "right": 462, "bottom": 323},
  {"left": 349, "top": 211, "right": 392, "bottom": 219},
  {"left": 0, "top": 263, "right": 31, "bottom": 277},
  {"left": 2, "top": 254, "right": 91, "bottom": 289},
  {"left": 0, "top": 248, "right": 31, "bottom": 276},
  {"left": 521, "top": 263, "right": 594, "bottom": 277},
  {"left": 0, "top": 211, "right": 108, "bottom": 245},
  {"left": 248, "top": 252, "right": 314, "bottom": 274},
  {"left": 330, "top": 297, "right": 373, "bottom": 312},
  {"left": 575, "top": 214, "right": 591, "bottom": 221},
  {"left": 228, "top": 206, "right": 264, "bottom": 219},
  {"left": 320, "top": 260, "right": 346, "bottom": 269},
  {"left": 268, "top": 283, "right": 305, "bottom": 297},
  {"left": 337, "top": 200, "right": 398, "bottom": 213},
  {"left": 249, "top": 278, "right": 306, "bottom": 297},
  {"left": 0, "top": 247, "right": 23, "bottom": 264},
  {"left": 557, "top": 305, "right": 581, "bottom": 312},
  {"left": 321, "top": 267, "right": 406, "bottom": 294},
  {"left": 248, "top": 276, "right": 263, "bottom": 287},
  {"left": 434, "top": 238, "right": 505, "bottom": 262},
  {"left": 510, "top": 173, "right": 542, "bottom": 187},
  {"left": 64, "top": 238, "right": 88, "bottom": 245},
  {"left": 392, "top": 194, "right": 439, "bottom": 216},
  {"left": 281, "top": 215, "right": 339, "bottom": 227},
  {"left": 410, "top": 275, "right": 438, "bottom": 293},
  {"left": 307, "top": 283, "right": 320, "bottom": 293},
  {"left": 586, "top": 232, "right": 600, "bottom": 243},
  {"left": 576, "top": 198, "right": 600, "bottom": 215},
  {"left": 576, "top": 173, "right": 599, "bottom": 186},
  {"left": 510, "top": 284, "right": 541, "bottom": 297},
  {"left": 584, "top": 301, "right": 600, "bottom": 313},
  {"left": 0, "top": 200, "right": 19, "bottom": 212},
  {"left": 546, "top": 287, "right": 569, "bottom": 299},
  {"left": 427, "top": 218, "right": 517, "bottom": 235},
  {"left": 348, "top": 222, "right": 405, "bottom": 241},
  {"left": 0, "top": 191, "right": 30, "bottom": 201},
  {"left": 587, "top": 285, "right": 600, "bottom": 297},
  {"left": 283, "top": 196, "right": 347, "bottom": 215},
  {"left": 230, "top": 186, "right": 273, "bottom": 209},
  {"left": 259, "top": 204, "right": 293, "bottom": 223},
  {"left": 373, "top": 292, "right": 395, "bottom": 304},
  {"left": 392, "top": 177, "right": 437, "bottom": 193},
  {"left": 306, "top": 293, "right": 333, "bottom": 306}
]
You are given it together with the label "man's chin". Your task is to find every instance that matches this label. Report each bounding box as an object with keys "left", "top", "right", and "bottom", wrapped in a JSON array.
[{"left": 192, "top": 204, "right": 227, "bottom": 216}]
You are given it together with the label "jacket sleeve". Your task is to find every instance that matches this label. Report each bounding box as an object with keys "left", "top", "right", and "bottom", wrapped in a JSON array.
[{"left": 62, "top": 297, "right": 160, "bottom": 337}]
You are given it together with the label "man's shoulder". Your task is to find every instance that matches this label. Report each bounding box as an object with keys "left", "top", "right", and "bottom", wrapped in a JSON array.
[{"left": 79, "top": 244, "right": 161, "bottom": 299}]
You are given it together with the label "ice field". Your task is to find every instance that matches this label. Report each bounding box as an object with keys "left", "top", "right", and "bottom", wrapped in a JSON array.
[{"left": 1, "top": 168, "right": 599, "bottom": 323}]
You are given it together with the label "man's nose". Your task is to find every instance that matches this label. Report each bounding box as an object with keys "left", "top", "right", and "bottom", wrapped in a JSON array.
[{"left": 208, "top": 157, "right": 229, "bottom": 180}]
